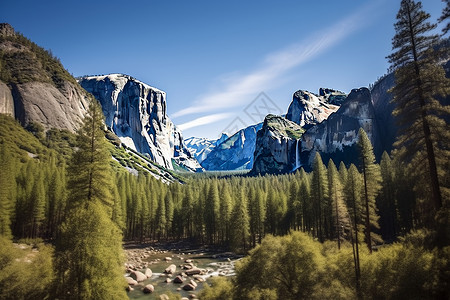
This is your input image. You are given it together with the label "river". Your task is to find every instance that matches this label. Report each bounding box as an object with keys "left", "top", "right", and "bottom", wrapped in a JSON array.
[{"left": 125, "top": 247, "right": 239, "bottom": 299}]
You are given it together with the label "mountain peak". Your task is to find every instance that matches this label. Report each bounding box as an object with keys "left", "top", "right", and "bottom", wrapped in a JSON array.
[{"left": 0, "top": 23, "right": 15, "bottom": 37}]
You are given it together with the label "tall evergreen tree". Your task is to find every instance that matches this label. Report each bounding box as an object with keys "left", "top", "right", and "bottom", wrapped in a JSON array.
[
  {"left": 231, "top": 189, "right": 250, "bottom": 251},
  {"left": 205, "top": 181, "right": 220, "bottom": 244},
  {"left": 311, "top": 152, "right": 329, "bottom": 242},
  {"left": 0, "top": 143, "right": 15, "bottom": 239},
  {"left": 357, "top": 128, "right": 382, "bottom": 253},
  {"left": 54, "top": 100, "right": 127, "bottom": 299},
  {"left": 345, "top": 164, "right": 363, "bottom": 298},
  {"left": 378, "top": 151, "right": 398, "bottom": 241},
  {"left": 328, "top": 159, "right": 350, "bottom": 249},
  {"left": 439, "top": 0, "right": 450, "bottom": 34},
  {"left": 388, "top": 0, "right": 450, "bottom": 231},
  {"left": 218, "top": 182, "right": 232, "bottom": 244}
]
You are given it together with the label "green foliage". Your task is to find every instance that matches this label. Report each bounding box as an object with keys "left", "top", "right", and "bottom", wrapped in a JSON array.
[
  {"left": 358, "top": 128, "right": 382, "bottom": 251},
  {"left": 200, "top": 277, "right": 234, "bottom": 300},
  {"left": 0, "top": 33, "right": 78, "bottom": 87},
  {"left": 53, "top": 100, "right": 127, "bottom": 299},
  {"left": 0, "top": 237, "right": 54, "bottom": 300},
  {"left": 235, "top": 232, "right": 325, "bottom": 300},
  {"left": 311, "top": 152, "right": 329, "bottom": 242},
  {"left": 0, "top": 142, "right": 15, "bottom": 238},
  {"left": 55, "top": 202, "right": 127, "bottom": 299},
  {"left": 228, "top": 231, "right": 447, "bottom": 300},
  {"left": 388, "top": 0, "right": 450, "bottom": 235},
  {"left": 66, "top": 101, "right": 114, "bottom": 209}
]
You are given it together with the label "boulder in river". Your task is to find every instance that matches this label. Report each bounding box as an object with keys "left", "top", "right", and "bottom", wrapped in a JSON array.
[
  {"left": 144, "top": 268, "right": 153, "bottom": 278},
  {"left": 130, "top": 270, "right": 147, "bottom": 282},
  {"left": 183, "top": 283, "right": 196, "bottom": 291},
  {"left": 125, "top": 276, "right": 138, "bottom": 286},
  {"left": 165, "top": 264, "right": 177, "bottom": 274},
  {"left": 174, "top": 275, "right": 184, "bottom": 284},
  {"left": 185, "top": 268, "right": 201, "bottom": 276},
  {"left": 143, "top": 284, "right": 154, "bottom": 294}
]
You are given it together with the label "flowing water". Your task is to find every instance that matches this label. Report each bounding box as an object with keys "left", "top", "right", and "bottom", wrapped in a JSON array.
[
  {"left": 126, "top": 249, "right": 239, "bottom": 299},
  {"left": 295, "top": 139, "right": 300, "bottom": 170}
]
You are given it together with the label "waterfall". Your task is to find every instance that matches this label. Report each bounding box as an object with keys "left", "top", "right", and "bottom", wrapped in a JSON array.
[{"left": 295, "top": 139, "right": 300, "bottom": 170}]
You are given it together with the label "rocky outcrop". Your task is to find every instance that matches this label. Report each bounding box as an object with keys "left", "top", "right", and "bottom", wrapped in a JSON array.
[
  {"left": 252, "top": 88, "right": 382, "bottom": 173},
  {"left": 0, "top": 23, "right": 15, "bottom": 37},
  {"left": 285, "top": 88, "right": 344, "bottom": 128},
  {"left": 78, "top": 74, "right": 201, "bottom": 171},
  {"left": 10, "top": 81, "right": 89, "bottom": 131},
  {"left": 251, "top": 115, "right": 304, "bottom": 174},
  {"left": 201, "top": 123, "right": 262, "bottom": 171},
  {"left": 300, "top": 87, "right": 380, "bottom": 168},
  {"left": 185, "top": 133, "right": 228, "bottom": 163},
  {"left": 0, "top": 24, "right": 90, "bottom": 131},
  {"left": 0, "top": 81, "right": 14, "bottom": 116}
]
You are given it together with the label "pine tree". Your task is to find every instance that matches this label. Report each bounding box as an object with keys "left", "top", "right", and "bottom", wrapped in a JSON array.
[
  {"left": 357, "top": 128, "right": 382, "bottom": 252},
  {"left": 388, "top": 0, "right": 450, "bottom": 231},
  {"left": 165, "top": 191, "right": 174, "bottom": 239},
  {"left": 218, "top": 181, "right": 232, "bottom": 245},
  {"left": 29, "top": 171, "right": 46, "bottom": 239},
  {"left": 297, "top": 168, "right": 311, "bottom": 233},
  {"left": 344, "top": 164, "right": 363, "bottom": 298},
  {"left": 231, "top": 189, "right": 250, "bottom": 251},
  {"left": 205, "top": 180, "right": 220, "bottom": 244},
  {"left": 0, "top": 143, "right": 15, "bottom": 239},
  {"left": 378, "top": 151, "right": 398, "bottom": 241},
  {"left": 156, "top": 191, "right": 167, "bottom": 240},
  {"left": 328, "top": 159, "right": 351, "bottom": 249},
  {"left": 311, "top": 152, "right": 329, "bottom": 242},
  {"left": 439, "top": 0, "right": 450, "bottom": 34},
  {"left": 54, "top": 100, "right": 127, "bottom": 299}
]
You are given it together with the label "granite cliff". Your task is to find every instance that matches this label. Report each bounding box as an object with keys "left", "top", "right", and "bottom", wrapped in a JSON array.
[{"left": 78, "top": 74, "right": 202, "bottom": 172}]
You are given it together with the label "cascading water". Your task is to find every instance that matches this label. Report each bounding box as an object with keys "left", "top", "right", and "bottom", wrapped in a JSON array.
[{"left": 295, "top": 139, "right": 300, "bottom": 170}]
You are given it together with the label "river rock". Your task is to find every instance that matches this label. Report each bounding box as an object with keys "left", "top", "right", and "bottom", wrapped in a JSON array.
[
  {"left": 125, "top": 276, "right": 138, "bottom": 286},
  {"left": 185, "top": 268, "right": 201, "bottom": 276},
  {"left": 130, "top": 270, "right": 146, "bottom": 282},
  {"left": 143, "top": 284, "right": 154, "bottom": 294},
  {"left": 189, "top": 280, "right": 198, "bottom": 288},
  {"left": 192, "top": 275, "right": 205, "bottom": 282},
  {"left": 160, "top": 294, "right": 170, "bottom": 300},
  {"left": 183, "top": 283, "right": 196, "bottom": 291},
  {"left": 164, "top": 278, "right": 172, "bottom": 283},
  {"left": 164, "top": 257, "right": 172, "bottom": 261},
  {"left": 165, "top": 264, "right": 176, "bottom": 274},
  {"left": 144, "top": 268, "right": 153, "bottom": 278},
  {"left": 174, "top": 275, "right": 184, "bottom": 284},
  {"left": 126, "top": 285, "right": 134, "bottom": 292},
  {"left": 185, "top": 259, "right": 193, "bottom": 263}
]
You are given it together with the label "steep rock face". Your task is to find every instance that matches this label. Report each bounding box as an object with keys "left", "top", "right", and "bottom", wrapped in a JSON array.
[
  {"left": 300, "top": 87, "right": 381, "bottom": 167},
  {"left": 78, "top": 74, "right": 201, "bottom": 171},
  {"left": 251, "top": 115, "right": 303, "bottom": 174},
  {"left": 201, "top": 124, "right": 262, "bottom": 170},
  {"left": 185, "top": 133, "right": 228, "bottom": 163},
  {"left": 11, "top": 81, "right": 89, "bottom": 131},
  {"left": 370, "top": 73, "right": 396, "bottom": 154},
  {"left": 0, "top": 24, "right": 90, "bottom": 131},
  {"left": 0, "top": 80, "right": 14, "bottom": 116},
  {"left": 285, "top": 88, "right": 344, "bottom": 128}
]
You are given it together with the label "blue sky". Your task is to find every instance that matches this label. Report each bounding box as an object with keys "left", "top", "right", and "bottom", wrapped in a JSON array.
[{"left": 1, "top": 0, "right": 446, "bottom": 139}]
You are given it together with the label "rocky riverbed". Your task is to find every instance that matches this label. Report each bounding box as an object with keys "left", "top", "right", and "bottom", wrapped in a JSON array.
[{"left": 124, "top": 245, "right": 241, "bottom": 299}]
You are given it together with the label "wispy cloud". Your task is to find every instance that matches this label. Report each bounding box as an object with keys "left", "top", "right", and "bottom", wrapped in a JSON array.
[
  {"left": 177, "top": 113, "right": 234, "bottom": 131},
  {"left": 172, "top": 1, "right": 379, "bottom": 127}
]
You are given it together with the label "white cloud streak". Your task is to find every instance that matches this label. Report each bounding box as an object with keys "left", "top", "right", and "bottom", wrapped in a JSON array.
[
  {"left": 177, "top": 113, "right": 234, "bottom": 131},
  {"left": 172, "top": 3, "right": 375, "bottom": 121}
]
